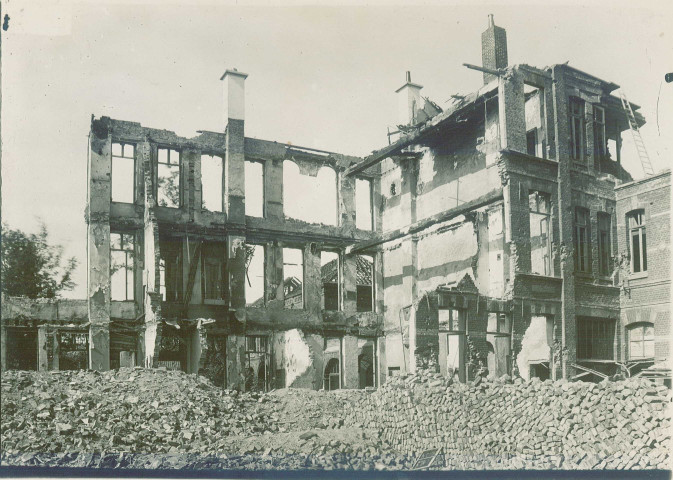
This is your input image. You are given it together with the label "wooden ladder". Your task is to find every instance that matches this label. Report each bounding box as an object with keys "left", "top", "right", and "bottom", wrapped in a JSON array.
[{"left": 619, "top": 91, "right": 654, "bottom": 176}]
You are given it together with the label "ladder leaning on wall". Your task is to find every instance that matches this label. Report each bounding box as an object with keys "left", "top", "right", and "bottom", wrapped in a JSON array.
[{"left": 618, "top": 91, "right": 654, "bottom": 176}]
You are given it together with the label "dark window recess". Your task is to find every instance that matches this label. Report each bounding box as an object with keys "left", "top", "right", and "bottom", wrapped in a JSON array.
[
  {"left": 202, "top": 243, "right": 226, "bottom": 301},
  {"left": 356, "top": 255, "right": 374, "bottom": 312},
  {"left": 574, "top": 208, "right": 590, "bottom": 273},
  {"left": 598, "top": 214, "right": 611, "bottom": 276},
  {"left": 526, "top": 129, "right": 538, "bottom": 156},
  {"left": 157, "top": 327, "right": 185, "bottom": 371},
  {"left": 628, "top": 210, "right": 647, "bottom": 274},
  {"left": 245, "top": 336, "right": 270, "bottom": 393},
  {"left": 358, "top": 341, "right": 376, "bottom": 389},
  {"left": 321, "top": 251, "right": 340, "bottom": 311},
  {"left": 324, "top": 358, "right": 341, "bottom": 391},
  {"left": 576, "top": 317, "right": 615, "bottom": 360},
  {"left": 569, "top": 97, "right": 585, "bottom": 161},
  {"left": 6, "top": 329, "right": 37, "bottom": 370},
  {"left": 160, "top": 240, "right": 183, "bottom": 302}
]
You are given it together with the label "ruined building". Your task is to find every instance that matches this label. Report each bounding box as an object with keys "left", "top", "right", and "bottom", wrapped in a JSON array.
[{"left": 1, "top": 17, "right": 669, "bottom": 387}]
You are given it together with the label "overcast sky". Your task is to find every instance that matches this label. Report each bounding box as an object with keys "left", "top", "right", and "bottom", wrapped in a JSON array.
[{"left": 2, "top": 0, "right": 672, "bottom": 299}]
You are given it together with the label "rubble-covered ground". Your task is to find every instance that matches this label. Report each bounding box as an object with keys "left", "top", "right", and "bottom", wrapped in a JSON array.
[{"left": 1, "top": 367, "right": 671, "bottom": 471}]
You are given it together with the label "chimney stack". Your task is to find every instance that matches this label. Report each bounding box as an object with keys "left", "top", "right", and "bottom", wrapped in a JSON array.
[
  {"left": 395, "top": 71, "right": 423, "bottom": 126},
  {"left": 481, "top": 14, "right": 508, "bottom": 84},
  {"left": 220, "top": 68, "right": 248, "bottom": 127}
]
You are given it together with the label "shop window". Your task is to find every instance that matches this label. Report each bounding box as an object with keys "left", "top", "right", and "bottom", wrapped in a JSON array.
[
  {"left": 159, "top": 240, "right": 183, "bottom": 302},
  {"left": 157, "top": 148, "right": 180, "bottom": 208},
  {"left": 202, "top": 243, "right": 226, "bottom": 302},
  {"left": 245, "top": 335, "right": 270, "bottom": 392},
  {"left": 201, "top": 154, "right": 223, "bottom": 212},
  {"left": 529, "top": 191, "right": 551, "bottom": 276},
  {"left": 110, "top": 233, "right": 134, "bottom": 301},
  {"left": 628, "top": 210, "right": 647, "bottom": 274},
  {"left": 598, "top": 213, "right": 612, "bottom": 276},
  {"left": 574, "top": 208, "right": 590, "bottom": 273},
  {"left": 576, "top": 317, "right": 615, "bottom": 360},
  {"left": 283, "top": 161, "right": 337, "bottom": 225},
  {"left": 245, "top": 161, "right": 264, "bottom": 218},
  {"left": 628, "top": 323, "right": 654, "bottom": 359},
  {"left": 356, "top": 178, "right": 373, "bottom": 231},
  {"left": 283, "top": 248, "right": 304, "bottom": 309},
  {"left": 245, "top": 244, "right": 265, "bottom": 307},
  {"left": 569, "top": 97, "right": 585, "bottom": 161},
  {"left": 111, "top": 143, "right": 135, "bottom": 203},
  {"left": 321, "top": 251, "right": 340, "bottom": 311},
  {"left": 356, "top": 254, "right": 374, "bottom": 312}
]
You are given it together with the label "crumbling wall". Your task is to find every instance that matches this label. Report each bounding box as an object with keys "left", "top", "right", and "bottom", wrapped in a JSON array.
[
  {"left": 272, "top": 329, "right": 320, "bottom": 389},
  {"left": 516, "top": 315, "right": 552, "bottom": 380}
]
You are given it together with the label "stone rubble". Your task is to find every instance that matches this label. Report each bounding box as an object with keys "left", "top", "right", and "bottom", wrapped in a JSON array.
[{"left": 345, "top": 370, "right": 672, "bottom": 470}]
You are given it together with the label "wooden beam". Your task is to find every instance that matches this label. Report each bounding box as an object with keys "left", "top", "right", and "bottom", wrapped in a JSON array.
[
  {"left": 463, "top": 63, "right": 503, "bottom": 78},
  {"left": 348, "top": 189, "right": 503, "bottom": 253}
]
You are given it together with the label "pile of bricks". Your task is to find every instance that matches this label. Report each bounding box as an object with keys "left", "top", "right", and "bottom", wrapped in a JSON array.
[{"left": 345, "top": 370, "right": 672, "bottom": 470}]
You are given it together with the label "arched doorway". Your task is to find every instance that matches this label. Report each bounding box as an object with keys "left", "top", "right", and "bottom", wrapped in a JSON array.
[{"left": 324, "top": 358, "right": 340, "bottom": 390}]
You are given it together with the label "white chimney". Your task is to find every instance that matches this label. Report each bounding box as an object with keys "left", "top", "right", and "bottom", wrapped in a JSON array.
[
  {"left": 395, "top": 71, "right": 423, "bottom": 126},
  {"left": 220, "top": 68, "right": 248, "bottom": 125}
]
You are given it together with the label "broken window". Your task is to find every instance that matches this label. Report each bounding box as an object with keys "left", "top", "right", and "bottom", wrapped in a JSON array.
[
  {"left": 576, "top": 317, "right": 615, "bottom": 360},
  {"left": 593, "top": 106, "right": 607, "bottom": 159},
  {"left": 202, "top": 243, "right": 226, "bottom": 302},
  {"left": 574, "top": 208, "right": 590, "bottom": 273},
  {"left": 110, "top": 233, "right": 134, "bottom": 301},
  {"left": 245, "top": 161, "right": 264, "bottom": 218},
  {"left": 157, "top": 148, "right": 180, "bottom": 208},
  {"left": 529, "top": 191, "right": 551, "bottom": 276},
  {"left": 283, "top": 161, "right": 337, "bottom": 225},
  {"left": 439, "top": 309, "right": 465, "bottom": 382},
  {"left": 356, "top": 254, "right": 374, "bottom": 312},
  {"left": 598, "top": 213, "right": 612, "bottom": 276},
  {"left": 159, "top": 239, "right": 183, "bottom": 302},
  {"left": 524, "top": 84, "right": 544, "bottom": 158},
  {"left": 111, "top": 143, "right": 135, "bottom": 203},
  {"left": 569, "top": 97, "right": 585, "bottom": 162},
  {"left": 358, "top": 338, "right": 376, "bottom": 388},
  {"left": 321, "top": 251, "right": 340, "bottom": 311},
  {"left": 245, "top": 335, "right": 270, "bottom": 392},
  {"left": 323, "top": 337, "right": 342, "bottom": 390},
  {"left": 283, "top": 247, "right": 303, "bottom": 309},
  {"left": 628, "top": 210, "right": 647, "bottom": 274},
  {"left": 356, "top": 178, "right": 373, "bottom": 231},
  {"left": 628, "top": 323, "right": 654, "bottom": 359},
  {"left": 201, "top": 154, "right": 223, "bottom": 212},
  {"left": 245, "top": 244, "right": 265, "bottom": 307}
]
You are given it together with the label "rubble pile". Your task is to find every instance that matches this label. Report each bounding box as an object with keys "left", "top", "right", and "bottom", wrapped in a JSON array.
[
  {"left": 0, "top": 368, "right": 275, "bottom": 455},
  {"left": 346, "top": 371, "right": 672, "bottom": 470}
]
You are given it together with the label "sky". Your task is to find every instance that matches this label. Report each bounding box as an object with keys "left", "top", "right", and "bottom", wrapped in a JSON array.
[{"left": 2, "top": 0, "right": 672, "bottom": 299}]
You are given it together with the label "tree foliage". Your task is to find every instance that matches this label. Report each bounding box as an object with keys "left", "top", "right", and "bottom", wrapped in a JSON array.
[{"left": 1, "top": 222, "right": 78, "bottom": 299}]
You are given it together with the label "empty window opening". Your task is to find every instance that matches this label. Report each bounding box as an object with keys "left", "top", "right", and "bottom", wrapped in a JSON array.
[
  {"left": 628, "top": 210, "right": 647, "bottom": 273},
  {"left": 574, "top": 208, "right": 590, "bottom": 273},
  {"left": 576, "top": 317, "right": 615, "bottom": 360},
  {"left": 159, "top": 239, "right": 183, "bottom": 302},
  {"left": 283, "top": 161, "right": 336, "bottom": 225},
  {"left": 356, "top": 178, "right": 373, "bottom": 231},
  {"left": 594, "top": 106, "right": 607, "bottom": 160},
  {"left": 439, "top": 308, "right": 466, "bottom": 382},
  {"left": 283, "top": 248, "right": 304, "bottom": 309},
  {"left": 58, "top": 332, "right": 89, "bottom": 370},
  {"left": 111, "top": 143, "right": 135, "bottom": 203},
  {"left": 323, "top": 337, "right": 342, "bottom": 390},
  {"left": 201, "top": 154, "right": 223, "bottom": 212},
  {"left": 245, "top": 335, "right": 270, "bottom": 392},
  {"left": 569, "top": 97, "right": 585, "bottom": 162},
  {"left": 157, "top": 148, "right": 180, "bottom": 208},
  {"left": 628, "top": 323, "right": 654, "bottom": 360},
  {"left": 245, "top": 244, "right": 265, "bottom": 307},
  {"left": 358, "top": 338, "right": 377, "bottom": 388},
  {"left": 356, "top": 254, "right": 374, "bottom": 312},
  {"left": 598, "top": 213, "right": 612, "bottom": 276},
  {"left": 524, "top": 84, "right": 544, "bottom": 158},
  {"left": 110, "top": 233, "right": 134, "bottom": 301},
  {"left": 321, "top": 251, "right": 340, "bottom": 311},
  {"left": 245, "top": 161, "right": 264, "bottom": 218},
  {"left": 529, "top": 191, "right": 552, "bottom": 276},
  {"left": 202, "top": 243, "right": 226, "bottom": 302}
]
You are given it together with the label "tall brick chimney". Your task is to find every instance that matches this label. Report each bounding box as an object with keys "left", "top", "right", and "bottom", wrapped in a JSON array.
[
  {"left": 220, "top": 68, "right": 248, "bottom": 127},
  {"left": 481, "top": 14, "right": 508, "bottom": 84}
]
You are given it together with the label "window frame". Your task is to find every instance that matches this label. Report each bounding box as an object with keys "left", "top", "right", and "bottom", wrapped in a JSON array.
[
  {"left": 593, "top": 105, "right": 607, "bottom": 159},
  {"left": 200, "top": 153, "right": 225, "bottom": 213},
  {"left": 283, "top": 247, "right": 305, "bottom": 310},
  {"left": 355, "top": 177, "right": 374, "bottom": 231},
  {"left": 597, "top": 213, "right": 612, "bottom": 277},
  {"left": 628, "top": 210, "right": 647, "bottom": 274},
  {"left": 156, "top": 147, "right": 182, "bottom": 208},
  {"left": 628, "top": 322, "right": 655, "bottom": 360},
  {"left": 111, "top": 142, "right": 136, "bottom": 204},
  {"left": 110, "top": 232, "right": 135, "bottom": 301},
  {"left": 569, "top": 97, "right": 585, "bottom": 162},
  {"left": 529, "top": 191, "right": 552, "bottom": 276},
  {"left": 245, "top": 160, "right": 265, "bottom": 218},
  {"left": 356, "top": 254, "right": 375, "bottom": 313},
  {"left": 244, "top": 243, "right": 266, "bottom": 307},
  {"left": 320, "top": 250, "right": 341, "bottom": 312},
  {"left": 201, "top": 244, "right": 227, "bottom": 303},
  {"left": 574, "top": 207, "right": 591, "bottom": 273}
]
